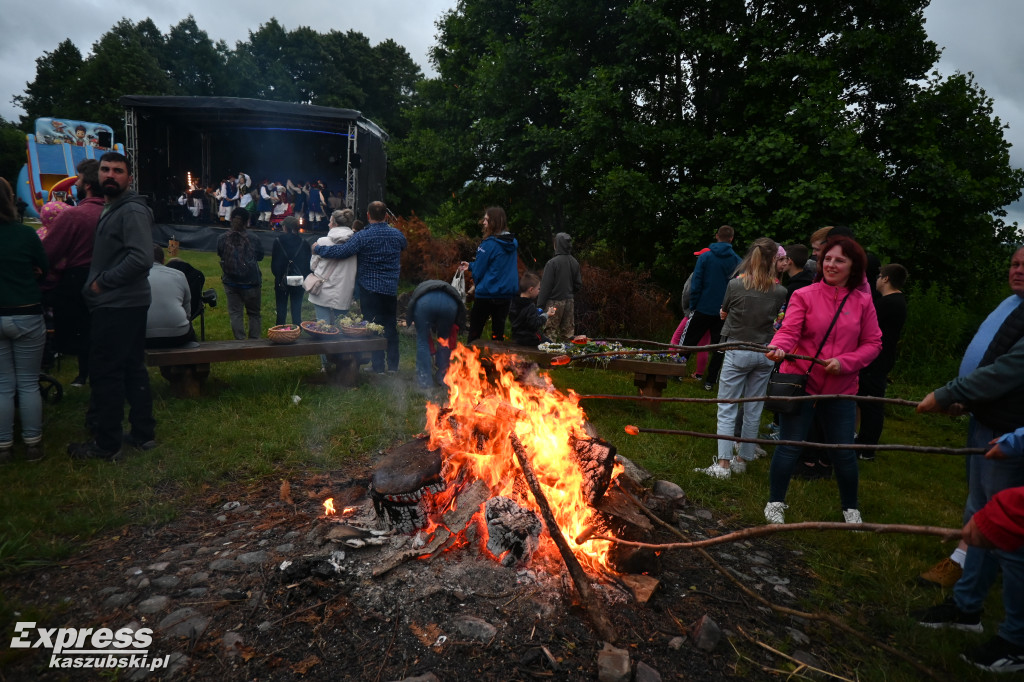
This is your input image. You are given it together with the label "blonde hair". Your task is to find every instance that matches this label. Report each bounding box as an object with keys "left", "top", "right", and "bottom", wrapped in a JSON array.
[{"left": 735, "top": 237, "right": 778, "bottom": 293}]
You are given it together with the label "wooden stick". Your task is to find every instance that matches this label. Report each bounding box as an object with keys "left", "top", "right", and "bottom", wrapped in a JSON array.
[
  {"left": 617, "top": 486, "right": 944, "bottom": 680},
  {"left": 579, "top": 521, "right": 961, "bottom": 550},
  {"left": 551, "top": 342, "right": 826, "bottom": 367},
  {"left": 509, "top": 433, "right": 618, "bottom": 644},
  {"left": 623, "top": 425, "right": 985, "bottom": 455},
  {"left": 580, "top": 393, "right": 921, "bottom": 407}
]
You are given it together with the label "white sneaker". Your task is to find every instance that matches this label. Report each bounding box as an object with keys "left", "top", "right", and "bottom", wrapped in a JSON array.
[
  {"left": 752, "top": 444, "right": 767, "bottom": 458},
  {"left": 730, "top": 457, "right": 747, "bottom": 474},
  {"left": 843, "top": 509, "right": 863, "bottom": 524},
  {"left": 764, "top": 502, "right": 788, "bottom": 524},
  {"left": 695, "top": 462, "right": 731, "bottom": 479}
]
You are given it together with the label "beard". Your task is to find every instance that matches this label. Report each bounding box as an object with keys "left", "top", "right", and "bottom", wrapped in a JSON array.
[{"left": 102, "top": 180, "right": 124, "bottom": 198}]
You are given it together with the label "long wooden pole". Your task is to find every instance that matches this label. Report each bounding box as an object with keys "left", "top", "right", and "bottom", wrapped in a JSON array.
[
  {"left": 580, "top": 393, "right": 921, "bottom": 407},
  {"left": 509, "top": 434, "right": 618, "bottom": 644},
  {"left": 623, "top": 424, "right": 985, "bottom": 455}
]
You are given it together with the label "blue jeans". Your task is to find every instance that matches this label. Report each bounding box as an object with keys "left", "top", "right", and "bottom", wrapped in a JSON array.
[
  {"left": 955, "top": 419, "right": 1024, "bottom": 646},
  {"left": 0, "top": 314, "right": 46, "bottom": 445},
  {"left": 413, "top": 291, "right": 458, "bottom": 388},
  {"left": 768, "top": 397, "right": 859, "bottom": 510},
  {"left": 716, "top": 349, "right": 773, "bottom": 461}
]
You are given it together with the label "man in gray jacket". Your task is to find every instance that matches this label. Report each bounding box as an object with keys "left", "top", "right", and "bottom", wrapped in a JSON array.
[
  {"left": 69, "top": 152, "right": 156, "bottom": 461},
  {"left": 537, "top": 232, "right": 583, "bottom": 341}
]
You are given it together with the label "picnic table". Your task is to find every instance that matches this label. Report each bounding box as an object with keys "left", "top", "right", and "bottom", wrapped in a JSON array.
[{"left": 146, "top": 336, "right": 387, "bottom": 397}]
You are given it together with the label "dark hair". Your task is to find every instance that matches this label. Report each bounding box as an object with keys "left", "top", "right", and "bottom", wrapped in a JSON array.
[
  {"left": 716, "top": 225, "right": 734, "bottom": 241},
  {"left": 99, "top": 150, "right": 129, "bottom": 166},
  {"left": 351, "top": 219, "right": 364, "bottom": 232},
  {"left": 282, "top": 215, "right": 300, "bottom": 233},
  {"left": 75, "top": 159, "right": 101, "bottom": 196},
  {"left": 519, "top": 271, "right": 540, "bottom": 293},
  {"left": 0, "top": 178, "right": 17, "bottom": 223},
  {"left": 483, "top": 206, "right": 507, "bottom": 238},
  {"left": 367, "top": 201, "right": 387, "bottom": 222},
  {"left": 784, "top": 243, "right": 809, "bottom": 269},
  {"left": 230, "top": 208, "right": 250, "bottom": 232},
  {"left": 816, "top": 235, "right": 867, "bottom": 288},
  {"left": 880, "top": 263, "right": 908, "bottom": 289},
  {"left": 153, "top": 244, "right": 165, "bottom": 263}
]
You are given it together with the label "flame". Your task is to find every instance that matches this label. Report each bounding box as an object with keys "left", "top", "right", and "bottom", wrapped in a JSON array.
[
  {"left": 323, "top": 498, "right": 336, "bottom": 516},
  {"left": 424, "top": 344, "right": 618, "bottom": 573}
]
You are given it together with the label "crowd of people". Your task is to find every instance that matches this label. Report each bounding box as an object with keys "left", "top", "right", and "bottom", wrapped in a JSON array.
[{"left": 5, "top": 179, "right": 1023, "bottom": 671}]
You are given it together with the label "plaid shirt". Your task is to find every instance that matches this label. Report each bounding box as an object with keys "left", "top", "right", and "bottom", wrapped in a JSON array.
[{"left": 313, "top": 222, "right": 406, "bottom": 295}]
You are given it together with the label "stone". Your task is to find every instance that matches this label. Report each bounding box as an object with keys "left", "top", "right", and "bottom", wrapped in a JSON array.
[
  {"left": 257, "top": 621, "right": 272, "bottom": 633},
  {"left": 222, "top": 632, "right": 244, "bottom": 657},
  {"left": 786, "top": 627, "right": 810, "bottom": 645},
  {"left": 397, "top": 675, "right": 439, "bottom": 682},
  {"left": 137, "top": 596, "right": 170, "bottom": 614},
  {"left": 209, "top": 559, "right": 244, "bottom": 573},
  {"left": 275, "top": 543, "right": 294, "bottom": 553},
  {"left": 237, "top": 550, "right": 270, "bottom": 565},
  {"left": 156, "top": 550, "right": 183, "bottom": 562},
  {"left": 635, "top": 660, "right": 662, "bottom": 682},
  {"left": 152, "top": 576, "right": 181, "bottom": 590},
  {"left": 694, "top": 509, "right": 713, "bottom": 520},
  {"left": 451, "top": 615, "right": 497, "bottom": 642},
  {"left": 99, "top": 586, "right": 120, "bottom": 596},
  {"left": 125, "top": 567, "right": 144, "bottom": 577},
  {"left": 651, "top": 479, "right": 685, "bottom": 503},
  {"left": 220, "top": 589, "right": 247, "bottom": 602},
  {"left": 792, "top": 650, "right": 828, "bottom": 678},
  {"left": 667, "top": 636, "right": 686, "bottom": 651},
  {"left": 158, "top": 608, "right": 210, "bottom": 638},
  {"left": 187, "top": 572, "right": 209, "bottom": 585},
  {"left": 146, "top": 561, "right": 170, "bottom": 572},
  {"left": 614, "top": 454, "right": 653, "bottom": 484},
  {"left": 216, "top": 515, "right": 228, "bottom": 522},
  {"left": 102, "top": 592, "right": 136, "bottom": 609},
  {"left": 597, "top": 642, "right": 630, "bottom": 682},
  {"left": 689, "top": 614, "right": 721, "bottom": 652},
  {"left": 184, "top": 588, "right": 208, "bottom": 598}
]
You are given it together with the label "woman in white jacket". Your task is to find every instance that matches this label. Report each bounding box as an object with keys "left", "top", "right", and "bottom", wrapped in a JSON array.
[{"left": 308, "top": 209, "right": 358, "bottom": 325}]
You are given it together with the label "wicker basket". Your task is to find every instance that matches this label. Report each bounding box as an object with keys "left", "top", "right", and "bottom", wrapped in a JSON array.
[
  {"left": 340, "top": 325, "right": 374, "bottom": 337},
  {"left": 268, "top": 324, "right": 301, "bottom": 344},
  {"left": 300, "top": 321, "right": 341, "bottom": 339}
]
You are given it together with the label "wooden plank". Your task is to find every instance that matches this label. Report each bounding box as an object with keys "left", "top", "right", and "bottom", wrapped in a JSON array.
[{"left": 146, "top": 337, "right": 386, "bottom": 367}]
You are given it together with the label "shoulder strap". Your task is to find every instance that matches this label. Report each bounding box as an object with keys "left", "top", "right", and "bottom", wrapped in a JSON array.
[{"left": 805, "top": 290, "right": 853, "bottom": 374}]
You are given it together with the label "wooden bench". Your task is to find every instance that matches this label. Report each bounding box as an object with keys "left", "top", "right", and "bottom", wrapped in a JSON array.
[
  {"left": 480, "top": 343, "right": 690, "bottom": 403},
  {"left": 146, "top": 337, "right": 387, "bottom": 397}
]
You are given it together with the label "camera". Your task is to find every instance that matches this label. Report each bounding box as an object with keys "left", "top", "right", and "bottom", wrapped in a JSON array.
[{"left": 202, "top": 289, "right": 218, "bottom": 308}]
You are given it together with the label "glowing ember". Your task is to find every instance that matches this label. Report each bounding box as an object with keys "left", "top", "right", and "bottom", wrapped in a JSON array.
[
  {"left": 424, "top": 344, "right": 621, "bottom": 573},
  {"left": 323, "top": 498, "right": 336, "bottom": 516}
]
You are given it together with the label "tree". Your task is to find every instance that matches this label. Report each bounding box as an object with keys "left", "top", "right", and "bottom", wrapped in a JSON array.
[
  {"left": 162, "top": 16, "right": 229, "bottom": 96},
  {"left": 403, "top": 0, "right": 1023, "bottom": 297},
  {"left": 12, "top": 39, "right": 86, "bottom": 128},
  {"left": 0, "top": 117, "right": 28, "bottom": 188}
]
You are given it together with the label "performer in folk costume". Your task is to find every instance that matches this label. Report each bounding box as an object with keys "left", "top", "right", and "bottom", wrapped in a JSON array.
[
  {"left": 307, "top": 181, "right": 325, "bottom": 230},
  {"left": 237, "top": 171, "right": 252, "bottom": 196},
  {"left": 219, "top": 175, "right": 239, "bottom": 222},
  {"left": 257, "top": 180, "right": 273, "bottom": 228}
]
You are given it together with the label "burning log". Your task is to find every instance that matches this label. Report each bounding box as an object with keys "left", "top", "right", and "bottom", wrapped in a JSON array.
[
  {"left": 569, "top": 436, "right": 616, "bottom": 505},
  {"left": 484, "top": 496, "right": 542, "bottom": 567},
  {"left": 510, "top": 434, "right": 618, "bottom": 644},
  {"left": 369, "top": 439, "right": 446, "bottom": 532}
]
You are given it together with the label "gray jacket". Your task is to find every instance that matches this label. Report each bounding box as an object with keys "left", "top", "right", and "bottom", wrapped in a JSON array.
[
  {"left": 84, "top": 191, "right": 153, "bottom": 310},
  {"left": 537, "top": 233, "right": 582, "bottom": 308},
  {"left": 720, "top": 278, "right": 788, "bottom": 345}
]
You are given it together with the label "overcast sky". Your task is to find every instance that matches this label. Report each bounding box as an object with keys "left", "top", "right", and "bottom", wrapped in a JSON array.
[{"left": 2, "top": 0, "right": 1022, "bottom": 218}]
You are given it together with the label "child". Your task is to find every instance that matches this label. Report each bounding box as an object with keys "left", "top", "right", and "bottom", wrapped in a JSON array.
[{"left": 509, "top": 272, "right": 556, "bottom": 347}]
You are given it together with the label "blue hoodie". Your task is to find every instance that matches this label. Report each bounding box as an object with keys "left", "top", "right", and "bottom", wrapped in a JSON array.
[
  {"left": 690, "top": 241, "right": 741, "bottom": 316},
  {"left": 470, "top": 232, "right": 519, "bottom": 299}
]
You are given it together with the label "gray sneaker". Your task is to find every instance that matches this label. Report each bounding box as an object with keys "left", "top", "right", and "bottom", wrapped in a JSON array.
[
  {"left": 915, "top": 598, "right": 983, "bottom": 633},
  {"left": 764, "top": 502, "right": 788, "bottom": 524}
]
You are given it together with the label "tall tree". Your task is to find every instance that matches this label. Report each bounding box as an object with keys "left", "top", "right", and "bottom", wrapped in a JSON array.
[
  {"left": 13, "top": 39, "right": 86, "bottom": 128},
  {"left": 162, "top": 16, "right": 229, "bottom": 96}
]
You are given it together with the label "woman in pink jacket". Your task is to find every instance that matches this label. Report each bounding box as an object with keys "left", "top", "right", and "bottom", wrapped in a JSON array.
[{"left": 763, "top": 236, "right": 882, "bottom": 524}]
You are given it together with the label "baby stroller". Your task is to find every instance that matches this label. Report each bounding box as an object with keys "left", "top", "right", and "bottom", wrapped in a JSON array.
[{"left": 38, "top": 306, "right": 63, "bottom": 404}]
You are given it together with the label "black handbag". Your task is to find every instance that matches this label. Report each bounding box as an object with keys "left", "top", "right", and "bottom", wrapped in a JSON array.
[{"left": 765, "top": 291, "right": 852, "bottom": 414}]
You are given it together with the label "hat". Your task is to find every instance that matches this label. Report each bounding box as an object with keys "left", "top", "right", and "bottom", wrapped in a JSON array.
[
  {"left": 39, "top": 200, "right": 71, "bottom": 231},
  {"left": 776, "top": 245, "right": 787, "bottom": 259},
  {"left": 693, "top": 247, "right": 711, "bottom": 256}
]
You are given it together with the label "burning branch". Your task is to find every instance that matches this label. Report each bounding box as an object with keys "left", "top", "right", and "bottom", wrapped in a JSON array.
[
  {"left": 580, "top": 521, "right": 961, "bottom": 550},
  {"left": 623, "top": 425, "right": 985, "bottom": 456},
  {"left": 509, "top": 434, "right": 618, "bottom": 644}
]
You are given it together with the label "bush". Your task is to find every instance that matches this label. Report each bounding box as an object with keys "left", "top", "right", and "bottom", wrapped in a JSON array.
[
  {"left": 895, "top": 284, "right": 974, "bottom": 386},
  {"left": 575, "top": 262, "right": 676, "bottom": 340},
  {"left": 395, "top": 213, "right": 477, "bottom": 284}
]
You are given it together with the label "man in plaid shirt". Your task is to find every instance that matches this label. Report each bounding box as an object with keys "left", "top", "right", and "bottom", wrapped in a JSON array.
[{"left": 313, "top": 201, "right": 407, "bottom": 372}]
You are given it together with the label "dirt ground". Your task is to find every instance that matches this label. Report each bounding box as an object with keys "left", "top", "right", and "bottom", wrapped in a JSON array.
[{"left": 1, "top": 462, "right": 847, "bottom": 682}]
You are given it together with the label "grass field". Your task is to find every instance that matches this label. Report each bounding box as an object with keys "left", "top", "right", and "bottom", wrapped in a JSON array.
[{"left": 0, "top": 248, "right": 999, "bottom": 680}]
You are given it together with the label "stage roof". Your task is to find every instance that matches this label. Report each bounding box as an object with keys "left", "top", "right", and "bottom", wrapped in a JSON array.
[{"left": 119, "top": 96, "right": 388, "bottom": 141}]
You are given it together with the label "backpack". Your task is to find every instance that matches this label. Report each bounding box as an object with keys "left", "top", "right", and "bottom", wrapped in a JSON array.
[{"left": 221, "top": 232, "right": 255, "bottom": 281}]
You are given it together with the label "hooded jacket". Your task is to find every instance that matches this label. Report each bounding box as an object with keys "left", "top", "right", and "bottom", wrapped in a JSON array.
[
  {"left": 537, "top": 232, "right": 582, "bottom": 308},
  {"left": 83, "top": 190, "right": 152, "bottom": 310},
  {"left": 690, "top": 241, "right": 741, "bottom": 316},
  {"left": 769, "top": 280, "right": 882, "bottom": 395},
  {"left": 974, "top": 485, "right": 1024, "bottom": 552},
  {"left": 308, "top": 226, "right": 358, "bottom": 311},
  {"left": 470, "top": 232, "right": 519, "bottom": 299}
]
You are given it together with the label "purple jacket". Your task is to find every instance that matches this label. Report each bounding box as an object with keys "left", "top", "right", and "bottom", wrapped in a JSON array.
[{"left": 769, "top": 280, "right": 882, "bottom": 395}]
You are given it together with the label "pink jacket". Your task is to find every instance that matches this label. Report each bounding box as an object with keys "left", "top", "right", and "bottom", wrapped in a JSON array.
[{"left": 769, "top": 280, "right": 882, "bottom": 395}]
